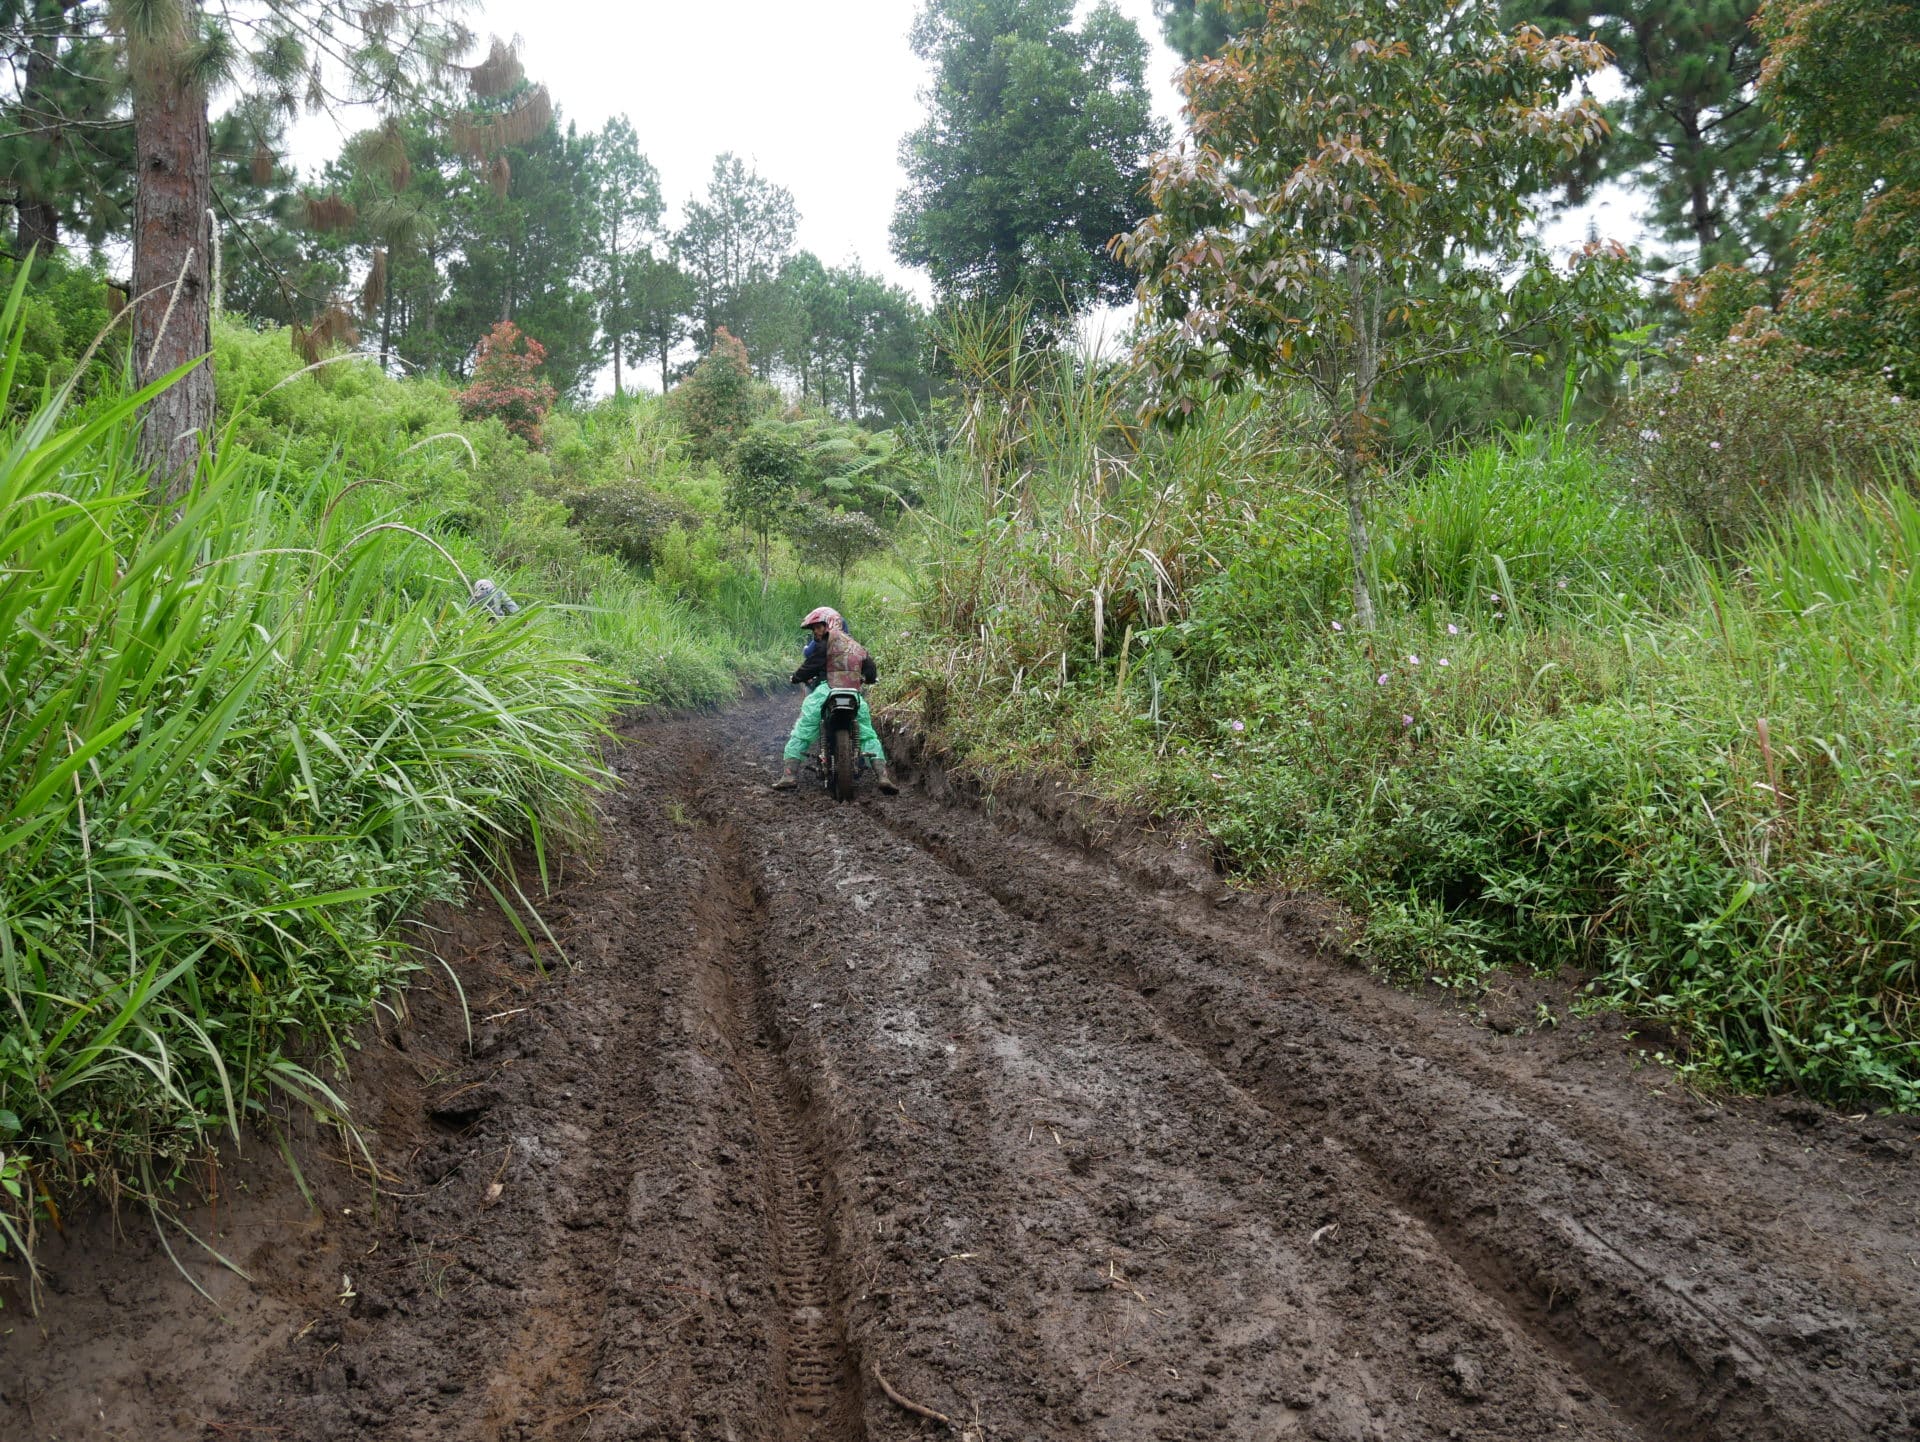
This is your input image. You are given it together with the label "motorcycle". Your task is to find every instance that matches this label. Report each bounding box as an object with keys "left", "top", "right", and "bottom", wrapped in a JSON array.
[{"left": 814, "top": 687, "right": 865, "bottom": 802}]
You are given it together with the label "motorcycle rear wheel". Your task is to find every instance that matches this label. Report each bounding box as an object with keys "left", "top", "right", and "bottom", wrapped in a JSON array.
[{"left": 831, "top": 725, "right": 856, "bottom": 802}]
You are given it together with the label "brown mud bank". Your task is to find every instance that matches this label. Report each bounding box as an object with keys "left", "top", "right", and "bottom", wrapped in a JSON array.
[{"left": 4, "top": 696, "right": 1917, "bottom": 1441}]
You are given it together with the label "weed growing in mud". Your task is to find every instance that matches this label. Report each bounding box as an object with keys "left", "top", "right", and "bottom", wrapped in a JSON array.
[{"left": 890, "top": 335, "right": 1920, "bottom": 1109}]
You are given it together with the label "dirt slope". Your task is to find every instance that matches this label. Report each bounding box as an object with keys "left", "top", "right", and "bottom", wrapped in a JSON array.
[{"left": 5, "top": 698, "right": 1917, "bottom": 1441}]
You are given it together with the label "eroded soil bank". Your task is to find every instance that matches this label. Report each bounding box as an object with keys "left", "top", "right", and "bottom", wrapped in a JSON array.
[{"left": 5, "top": 698, "right": 1918, "bottom": 1441}]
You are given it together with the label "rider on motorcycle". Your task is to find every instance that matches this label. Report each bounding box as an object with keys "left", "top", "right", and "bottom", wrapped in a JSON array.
[{"left": 772, "top": 605, "right": 899, "bottom": 793}]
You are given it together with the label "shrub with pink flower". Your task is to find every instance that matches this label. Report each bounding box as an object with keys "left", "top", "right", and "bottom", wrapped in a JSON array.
[{"left": 457, "top": 321, "right": 558, "bottom": 448}]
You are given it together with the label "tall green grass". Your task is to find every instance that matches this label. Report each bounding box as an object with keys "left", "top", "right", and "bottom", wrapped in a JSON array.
[
  {"left": 0, "top": 271, "right": 613, "bottom": 1287},
  {"left": 894, "top": 342, "right": 1920, "bottom": 1108}
]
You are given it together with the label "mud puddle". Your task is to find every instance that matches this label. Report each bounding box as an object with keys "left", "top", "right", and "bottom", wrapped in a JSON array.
[{"left": 4, "top": 698, "right": 1917, "bottom": 1441}]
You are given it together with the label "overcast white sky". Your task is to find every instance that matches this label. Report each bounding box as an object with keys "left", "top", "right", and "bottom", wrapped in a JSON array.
[{"left": 291, "top": 0, "right": 1189, "bottom": 304}]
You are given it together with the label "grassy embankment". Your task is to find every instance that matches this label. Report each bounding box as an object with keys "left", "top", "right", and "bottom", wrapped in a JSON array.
[
  {"left": 0, "top": 272, "right": 898, "bottom": 1286},
  {"left": 891, "top": 344, "right": 1920, "bottom": 1109}
]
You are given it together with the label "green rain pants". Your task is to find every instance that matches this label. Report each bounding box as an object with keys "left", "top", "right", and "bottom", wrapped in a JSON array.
[{"left": 783, "top": 686, "right": 886, "bottom": 762}]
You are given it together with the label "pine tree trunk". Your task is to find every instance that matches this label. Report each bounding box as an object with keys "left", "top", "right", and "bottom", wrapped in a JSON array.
[
  {"left": 15, "top": 197, "right": 60, "bottom": 260},
  {"left": 1677, "top": 108, "right": 1719, "bottom": 253},
  {"left": 15, "top": 4, "right": 63, "bottom": 258},
  {"left": 610, "top": 236, "right": 623, "bottom": 397},
  {"left": 381, "top": 276, "right": 394, "bottom": 370},
  {"left": 131, "top": 20, "right": 215, "bottom": 501}
]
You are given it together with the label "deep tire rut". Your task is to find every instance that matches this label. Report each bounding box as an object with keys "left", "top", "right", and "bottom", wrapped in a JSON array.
[
  {"left": 703, "top": 793, "right": 867, "bottom": 1442},
  {"left": 863, "top": 792, "right": 1913, "bottom": 1442}
]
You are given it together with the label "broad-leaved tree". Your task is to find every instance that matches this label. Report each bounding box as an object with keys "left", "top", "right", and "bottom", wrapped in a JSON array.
[
  {"left": 1120, "top": 0, "right": 1626, "bottom": 627},
  {"left": 893, "top": 0, "right": 1166, "bottom": 322}
]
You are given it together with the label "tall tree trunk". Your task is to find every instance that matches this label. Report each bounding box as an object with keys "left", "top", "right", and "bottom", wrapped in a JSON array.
[
  {"left": 1339, "top": 252, "right": 1379, "bottom": 630},
  {"left": 1677, "top": 109, "right": 1719, "bottom": 253},
  {"left": 610, "top": 235, "right": 623, "bottom": 397},
  {"left": 1689, "top": 177, "right": 1718, "bottom": 252},
  {"left": 131, "top": 18, "right": 215, "bottom": 500},
  {"left": 381, "top": 271, "right": 394, "bottom": 370},
  {"left": 658, "top": 335, "right": 669, "bottom": 392},
  {"left": 15, "top": 5, "right": 62, "bottom": 257}
]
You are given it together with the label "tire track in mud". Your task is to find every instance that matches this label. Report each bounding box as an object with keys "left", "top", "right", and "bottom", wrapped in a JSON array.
[
  {"left": 731, "top": 929, "right": 865, "bottom": 1437},
  {"left": 692, "top": 762, "right": 867, "bottom": 1442},
  {"left": 863, "top": 795, "right": 1911, "bottom": 1442}
]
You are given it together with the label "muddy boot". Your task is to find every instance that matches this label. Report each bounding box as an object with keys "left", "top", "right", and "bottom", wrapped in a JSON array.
[
  {"left": 877, "top": 763, "right": 900, "bottom": 795},
  {"left": 770, "top": 759, "right": 800, "bottom": 791}
]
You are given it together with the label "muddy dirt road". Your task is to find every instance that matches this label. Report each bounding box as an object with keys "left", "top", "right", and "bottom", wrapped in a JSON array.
[{"left": 6, "top": 700, "right": 1919, "bottom": 1441}]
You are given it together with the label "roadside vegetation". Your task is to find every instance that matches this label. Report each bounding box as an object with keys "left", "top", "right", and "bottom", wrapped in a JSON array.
[
  {"left": 893, "top": 347, "right": 1920, "bottom": 1107},
  {"left": 879, "top": 0, "right": 1920, "bottom": 1112}
]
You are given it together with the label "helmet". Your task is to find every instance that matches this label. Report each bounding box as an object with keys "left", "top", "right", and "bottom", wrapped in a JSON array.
[
  {"left": 800, "top": 605, "right": 841, "bottom": 630},
  {"left": 473, "top": 578, "right": 496, "bottom": 596}
]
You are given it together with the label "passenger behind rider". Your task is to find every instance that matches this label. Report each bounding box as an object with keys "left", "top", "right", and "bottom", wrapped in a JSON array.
[
  {"left": 792, "top": 615, "right": 860, "bottom": 691},
  {"left": 772, "top": 606, "right": 899, "bottom": 793}
]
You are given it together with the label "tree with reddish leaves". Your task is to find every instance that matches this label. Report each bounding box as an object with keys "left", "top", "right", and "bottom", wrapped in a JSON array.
[
  {"left": 1759, "top": 0, "right": 1920, "bottom": 391},
  {"left": 1119, "top": 0, "right": 1628, "bottom": 628},
  {"left": 457, "top": 320, "right": 557, "bottom": 448},
  {"left": 671, "top": 326, "right": 758, "bottom": 463}
]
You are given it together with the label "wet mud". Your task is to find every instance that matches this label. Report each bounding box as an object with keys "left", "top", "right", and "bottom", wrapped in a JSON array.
[{"left": 4, "top": 698, "right": 1918, "bottom": 1441}]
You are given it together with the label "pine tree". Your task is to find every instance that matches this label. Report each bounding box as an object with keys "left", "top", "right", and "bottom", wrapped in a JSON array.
[
  {"left": 1, "top": 0, "right": 130, "bottom": 256},
  {"left": 111, "top": 0, "right": 469, "bottom": 495},
  {"left": 674, "top": 154, "right": 797, "bottom": 343},
  {"left": 1149, "top": 0, "right": 1265, "bottom": 57},
  {"left": 586, "top": 115, "right": 663, "bottom": 397},
  {"left": 1503, "top": 0, "right": 1795, "bottom": 269}
]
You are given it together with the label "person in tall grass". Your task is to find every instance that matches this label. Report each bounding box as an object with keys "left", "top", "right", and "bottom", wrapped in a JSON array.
[
  {"left": 469, "top": 577, "right": 520, "bottom": 617},
  {"left": 773, "top": 606, "right": 899, "bottom": 793}
]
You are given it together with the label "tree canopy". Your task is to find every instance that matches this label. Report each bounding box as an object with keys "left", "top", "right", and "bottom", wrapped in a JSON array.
[
  {"left": 892, "top": 0, "right": 1166, "bottom": 321},
  {"left": 1759, "top": 0, "right": 1920, "bottom": 389},
  {"left": 1504, "top": 0, "right": 1795, "bottom": 270}
]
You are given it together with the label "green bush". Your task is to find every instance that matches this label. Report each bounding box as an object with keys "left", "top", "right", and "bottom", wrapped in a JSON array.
[
  {"left": 1617, "top": 338, "right": 1920, "bottom": 549},
  {"left": 785, "top": 506, "right": 889, "bottom": 579},
  {"left": 562, "top": 479, "right": 691, "bottom": 567},
  {"left": 0, "top": 255, "right": 118, "bottom": 411}
]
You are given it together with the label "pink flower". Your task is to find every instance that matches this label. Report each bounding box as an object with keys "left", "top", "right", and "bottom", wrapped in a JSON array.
[
  {"left": 1709, "top": 440, "right": 1722, "bottom": 450},
  {"left": 1330, "top": 620, "right": 1344, "bottom": 633},
  {"left": 1437, "top": 657, "right": 1450, "bottom": 667},
  {"left": 1407, "top": 654, "right": 1421, "bottom": 666},
  {"left": 1230, "top": 719, "right": 1246, "bottom": 732},
  {"left": 1377, "top": 673, "right": 1390, "bottom": 686},
  {"left": 1446, "top": 623, "right": 1459, "bottom": 636},
  {"left": 1402, "top": 714, "right": 1414, "bottom": 727}
]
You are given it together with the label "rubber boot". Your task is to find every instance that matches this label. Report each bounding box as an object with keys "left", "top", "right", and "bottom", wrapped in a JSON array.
[
  {"left": 770, "top": 759, "right": 800, "bottom": 791},
  {"left": 877, "top": 763, "right": 900, "bottom": 795}
]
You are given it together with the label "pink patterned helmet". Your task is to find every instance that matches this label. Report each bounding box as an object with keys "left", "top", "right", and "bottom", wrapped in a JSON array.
[{"left": 800, "top": 606, "right": 842, "bottom": 631}]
